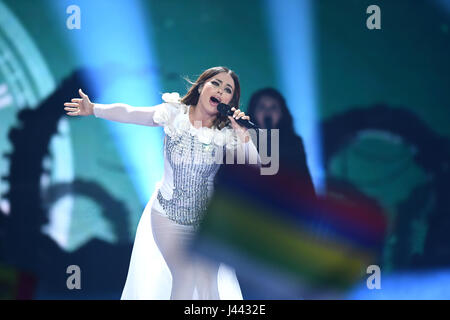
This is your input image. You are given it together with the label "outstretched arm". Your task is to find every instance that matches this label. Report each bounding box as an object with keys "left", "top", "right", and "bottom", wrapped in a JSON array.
[{"left": 64, "top": 89, "right": 165, "bottom": 127}]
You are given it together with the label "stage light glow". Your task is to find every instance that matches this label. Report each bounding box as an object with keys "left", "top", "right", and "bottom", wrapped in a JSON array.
[
  {"left": 51, "top": 0, "right": 164, "bottom": 205},
  {"left": 348, "top": 269, "right": 450, "bottom": 299},
  {"left": 435, "top": 0, "right": 450, "bottom": 13},
  {"left": 263, "top": 0, "right": 325, "bottom": 194}
]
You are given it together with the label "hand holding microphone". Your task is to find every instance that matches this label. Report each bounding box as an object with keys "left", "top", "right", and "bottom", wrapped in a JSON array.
[
  {"left": 218, "top": 103, "right": 258, "bottom": 143},
  {"left": 217, "top": 103, "right": 258, "bottom": 129}
]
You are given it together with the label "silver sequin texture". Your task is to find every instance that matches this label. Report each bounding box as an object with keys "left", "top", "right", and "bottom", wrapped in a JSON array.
[{"left": 157, "top": 130, "right": 221, "bottom": 227}]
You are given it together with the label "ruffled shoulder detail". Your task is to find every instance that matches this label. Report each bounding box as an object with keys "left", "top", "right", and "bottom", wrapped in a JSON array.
[
  {"left": 161, "top": 92, "right": 183, "bottom": 105},
  {"left": 154, "top": 92, "right": 242, "bottom": 149},
  {"left": 153, "top": 92, "right": 187, "bottom": 126},
  {"left": 190, "top": 124, "right": 243, "bottom": 149}
]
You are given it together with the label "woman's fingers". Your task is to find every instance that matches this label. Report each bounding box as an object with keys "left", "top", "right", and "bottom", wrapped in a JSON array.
[
  {"left": 229, "top": 107, "right": 249, "bottom": 121},
  {"left": 232, "top": 108, "right": 240, "bottom": 118},
  {"left": 233, "top": 110, "right": 247, "bottom": 120},
  {"left": 79, "top": 88, "right": 89, "bottom": 100},
  {"left": 63, "top": 90, "right": 90, "bottom": 117},
  {"left": 236, "top": 111, "right": 245, "bottom": 119},
  {"left": 64, "top": 104, "right": 80, "bottom": 116}
]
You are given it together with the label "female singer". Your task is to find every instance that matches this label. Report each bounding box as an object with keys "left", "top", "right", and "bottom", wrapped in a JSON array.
[{"left": 64, "top": 66, "right": 260, "bottom": 300}]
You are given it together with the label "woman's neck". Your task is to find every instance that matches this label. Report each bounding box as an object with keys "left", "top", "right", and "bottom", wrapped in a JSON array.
[{"left": 189, "top": 104, "right": 215, "bottom": 128}]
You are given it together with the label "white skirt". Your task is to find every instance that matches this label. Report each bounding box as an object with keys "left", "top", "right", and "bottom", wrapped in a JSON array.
[{"left": 120, "top": 183, "right": 243, "bottom": 300}]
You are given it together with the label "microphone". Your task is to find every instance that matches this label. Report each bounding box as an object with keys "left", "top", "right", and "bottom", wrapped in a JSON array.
[{"left": 217, "top": 103, "right": 258, "bottom": 129}]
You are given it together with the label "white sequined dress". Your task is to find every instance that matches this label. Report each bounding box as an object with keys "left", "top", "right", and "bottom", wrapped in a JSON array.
[{"left": 93, "top": 92, "right": 260, "bottom": 299}]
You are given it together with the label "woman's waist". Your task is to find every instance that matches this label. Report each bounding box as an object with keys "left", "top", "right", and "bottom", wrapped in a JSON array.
[
  {"left": 152, "top": 192, "right": 204, "bottom": 227},
  {"left": 158, "top": 177, "right": 214, "bottom": 198}
]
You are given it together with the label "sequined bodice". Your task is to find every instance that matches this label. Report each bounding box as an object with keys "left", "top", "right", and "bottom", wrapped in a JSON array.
[
  {"left": 93, "top": 92, "right": 260, "bottom": 229},
  {"left": 157, "top": 130, "right": 221, "bottom": 226}
]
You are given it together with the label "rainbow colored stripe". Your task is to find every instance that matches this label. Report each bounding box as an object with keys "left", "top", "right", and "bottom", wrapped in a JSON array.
[{"left": 194, "top": 165, "right": 387, "bottom": 290}]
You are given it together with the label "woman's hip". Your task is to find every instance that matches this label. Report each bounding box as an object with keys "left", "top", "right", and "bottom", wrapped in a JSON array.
[{"left": 151, "top": 208, "right": 196, "bottom": 249}]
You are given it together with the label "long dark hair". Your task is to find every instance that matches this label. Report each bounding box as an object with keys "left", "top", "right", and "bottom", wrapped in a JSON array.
[
  {"left": 247, "top": 87, "right": 296, "bottom": 135},
  {"left": 181, "top": 66, "right": 241, "bottom": 130}
]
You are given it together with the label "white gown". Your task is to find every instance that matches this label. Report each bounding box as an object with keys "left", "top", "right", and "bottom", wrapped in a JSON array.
[{"left": 93, "top": 92, "right": 260, "bottom": 299}]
